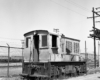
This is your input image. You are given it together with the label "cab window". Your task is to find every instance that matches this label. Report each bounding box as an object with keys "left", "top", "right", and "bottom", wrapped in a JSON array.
[
  {"left": 52, "top": 35, "right": 57, "bottom": 47},
  {"left": 26, "top": 37, "right": 31, "bottom": 48},
  {"left": 42, "top": 35, "right": 47, "bottom": 47}
]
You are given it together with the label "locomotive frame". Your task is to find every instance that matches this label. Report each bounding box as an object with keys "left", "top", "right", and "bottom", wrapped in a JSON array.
[{"left": 20, "top": 30, "right": 87, "bottom": 80}]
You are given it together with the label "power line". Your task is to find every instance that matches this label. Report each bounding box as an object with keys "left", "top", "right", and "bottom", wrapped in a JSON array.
[
  {"left": 0, "top": 41, "right": 22, "bottom": 47},
  {"left": 0, "top": 37, "right": 23, "bottom": 41},
  {"left": 50, "top": 0, "right": 88, "bottom": 17},
  {"left": 65, "top": 0, "right": 90, "bottom": 12}
]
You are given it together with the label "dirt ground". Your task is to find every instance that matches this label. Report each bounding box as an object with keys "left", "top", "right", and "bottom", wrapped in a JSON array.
[
  {"left": 66, "top": 72, "right": 100, "bottom": 80},
  {"left": 0, "top": 73, "right": 100, "bottom": 80},
  {"left": 0, "top": 77, "right": 21, "bottom": 80}
]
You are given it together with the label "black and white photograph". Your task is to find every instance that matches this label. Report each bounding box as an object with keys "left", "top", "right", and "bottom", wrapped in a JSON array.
[{"left": 0, "top": 0, "right": 100, "bottom": 80}]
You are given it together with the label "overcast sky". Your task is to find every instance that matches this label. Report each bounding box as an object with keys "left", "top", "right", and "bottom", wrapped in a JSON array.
[{"left": 0, "top": 0, "right": 100, "bottom": 55}]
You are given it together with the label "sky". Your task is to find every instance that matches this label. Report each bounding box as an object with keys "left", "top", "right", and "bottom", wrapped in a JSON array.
[{"left": 0, "top": 0, "right": 100, "bottom": 55}]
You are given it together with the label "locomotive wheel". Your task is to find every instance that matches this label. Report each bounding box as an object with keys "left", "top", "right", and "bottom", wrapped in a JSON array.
[
  {"left": 72, "top": 67, "right": 77, "bottom": 77},
  {"left": 33, "top": 77, "right": 50, "bottom": 80},
  {"left": 21, "top": 77, "right": 30, "bottom": 80},
  {"left": 75, "top": 67, "right": 80, "bottom": 76}
]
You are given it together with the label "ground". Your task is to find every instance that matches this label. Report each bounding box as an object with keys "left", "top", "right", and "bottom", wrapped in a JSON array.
[
  {"left": 67, "top": 72, "right": 100, "bottom": 80},
  {"left": 0, "top": 73, "right": 100, "bottom": 80},
  {"left": 0, "top": 77, "right": 20, "bottom": 80}
]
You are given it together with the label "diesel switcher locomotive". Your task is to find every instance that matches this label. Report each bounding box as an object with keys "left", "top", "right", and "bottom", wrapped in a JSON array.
[{"left": 20, "top": 30, "right": 86, "bottom": 80}]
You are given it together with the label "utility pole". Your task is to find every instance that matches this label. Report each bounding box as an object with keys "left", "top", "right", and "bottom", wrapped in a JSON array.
[
  {"left": 88, "top": 7, "right": 100, "bottom": 68},
  {"left": 88, "top": 7, "right": 96, "bottom": 68},
  {"left": 93, "top": 7, "right": 97, "bottom": 68}
]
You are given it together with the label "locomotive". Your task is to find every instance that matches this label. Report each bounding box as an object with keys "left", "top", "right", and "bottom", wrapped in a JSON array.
[{"left": 20, "top": 30, "right": 87, "bottom": 80}]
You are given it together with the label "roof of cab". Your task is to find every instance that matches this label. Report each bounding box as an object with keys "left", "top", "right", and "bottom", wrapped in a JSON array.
[
  {"left": 24, "top": 29, "right": 80, "bottom": 42},
  {"left": 24, "top": 30, "right": 49, "bottom": 36},
  {"left": 62, "top": 36, "right": 80, "bottom": 42}
]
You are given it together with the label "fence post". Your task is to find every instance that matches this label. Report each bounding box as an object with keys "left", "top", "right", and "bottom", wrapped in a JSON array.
[
  {"left": 6, "top": 43, "right": 10, "bottom": 77},
  {"left": 21, "top": 40, "right": 24, "bottom": 73}
]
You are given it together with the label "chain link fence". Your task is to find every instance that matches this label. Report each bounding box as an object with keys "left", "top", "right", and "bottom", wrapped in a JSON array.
[{"left": 0, "top": 43, "right": 23, "bottom": 77}]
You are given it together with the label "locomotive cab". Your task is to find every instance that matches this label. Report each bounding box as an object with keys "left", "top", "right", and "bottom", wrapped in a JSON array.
[
  {"left": 23, "top": 29, "right": 83, "bottom": 62},
  {"left": 21, "top": 30, "right": 87, "bottom": 80},
  {"left": 23, "top": 30, "right": 61, "bottom": 62}
]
